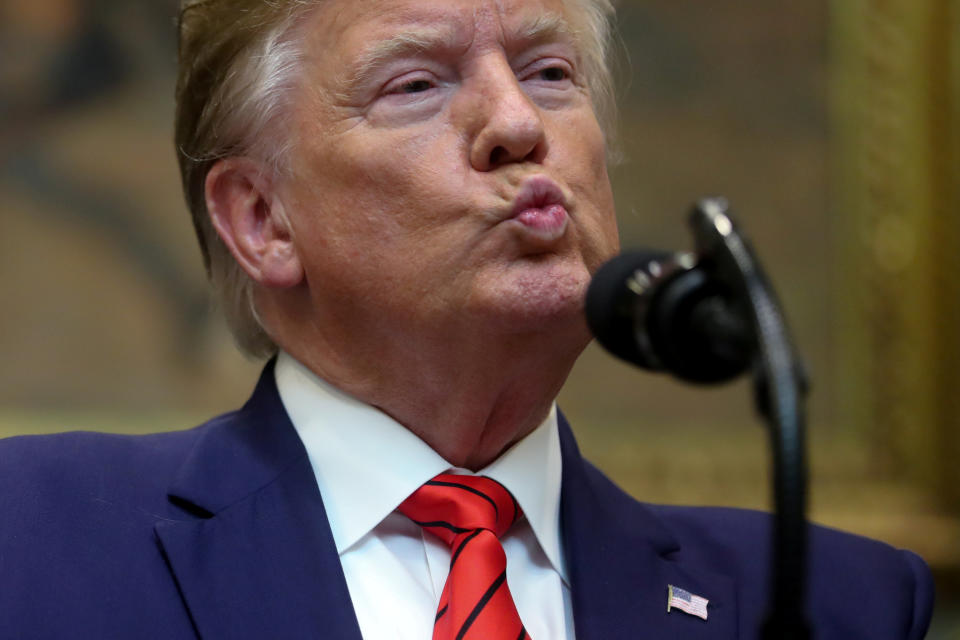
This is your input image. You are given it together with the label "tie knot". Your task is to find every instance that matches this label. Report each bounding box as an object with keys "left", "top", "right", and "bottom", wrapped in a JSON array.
[{"left": 398, "top": 474, "right": 522, "bottom": 545}]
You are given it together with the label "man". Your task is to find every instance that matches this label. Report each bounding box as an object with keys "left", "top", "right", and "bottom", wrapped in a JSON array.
[{"left": 0, "top": 0, "right": 934, "bottom": 638}]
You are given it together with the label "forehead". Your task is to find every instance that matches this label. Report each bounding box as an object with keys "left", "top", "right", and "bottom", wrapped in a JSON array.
[{"left": 303, "top": 0, "right": 582, "bottom": 64}]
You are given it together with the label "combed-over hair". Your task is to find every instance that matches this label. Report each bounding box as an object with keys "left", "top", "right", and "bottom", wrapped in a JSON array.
[{"left": 175, "top": 0, "right": 618, "bottom": 358}]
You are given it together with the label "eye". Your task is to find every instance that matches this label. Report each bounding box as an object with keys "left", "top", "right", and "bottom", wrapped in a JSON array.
[
  {"left": 521, "top": 58, "right": 575, "bottom": 86},
  {"left": 537, "top": 66, "right": 569, "bottom": 82},
  {"left": 383, "top": 74, "right": 438, "bottom": 97},
  {"left": 399, "top": 79, "right": 433, "bottom": 94}
]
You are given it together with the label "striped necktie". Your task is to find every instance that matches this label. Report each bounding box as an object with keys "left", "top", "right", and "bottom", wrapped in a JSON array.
[{"left": 398, "top": 473, "right": 530, "bottom": 640}]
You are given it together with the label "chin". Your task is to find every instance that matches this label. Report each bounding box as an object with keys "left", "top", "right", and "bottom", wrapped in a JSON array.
[{"left": 473, "top": 258, "right": 593, "bottom": 336}]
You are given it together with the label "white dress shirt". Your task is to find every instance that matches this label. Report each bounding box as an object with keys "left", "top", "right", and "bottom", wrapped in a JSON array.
[{"left": 274, "top": 351, "right": 574, "bottom": 640}]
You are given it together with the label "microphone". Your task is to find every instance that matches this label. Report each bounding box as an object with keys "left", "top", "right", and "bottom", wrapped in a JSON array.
[
  {"left": 587, "top": 200, "right": 813, "bottom": 638},
  {"left": 585, "top": 250, "right": 753, "bottom": 383}
]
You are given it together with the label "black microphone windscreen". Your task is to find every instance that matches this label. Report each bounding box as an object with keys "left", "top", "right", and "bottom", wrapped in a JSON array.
[{"left": 585, "top": 250, "right": 669, "bottom": 369}]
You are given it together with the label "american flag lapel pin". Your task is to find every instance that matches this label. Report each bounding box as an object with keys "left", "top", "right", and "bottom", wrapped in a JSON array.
[{"left": 667, "top": 584, "right": 709, "bottom": 620}]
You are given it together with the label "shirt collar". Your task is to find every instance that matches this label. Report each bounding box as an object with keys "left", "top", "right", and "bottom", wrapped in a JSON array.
[{"left": 274, "top": 351, "right": 567, "bottom": 583}]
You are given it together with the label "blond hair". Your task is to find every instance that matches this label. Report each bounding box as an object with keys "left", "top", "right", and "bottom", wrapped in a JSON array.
[{"left": 175, "top": 0, "right": 617, "bottom": 358}]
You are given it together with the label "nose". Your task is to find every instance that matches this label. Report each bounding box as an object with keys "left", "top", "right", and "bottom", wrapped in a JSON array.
[{"left": 466, "top": 60, "right": 547, "bottom": 172}]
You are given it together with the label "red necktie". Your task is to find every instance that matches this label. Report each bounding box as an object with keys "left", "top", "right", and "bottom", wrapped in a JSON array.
[{"left": 398, "top": 474, "right": 530, "bottom": 640}]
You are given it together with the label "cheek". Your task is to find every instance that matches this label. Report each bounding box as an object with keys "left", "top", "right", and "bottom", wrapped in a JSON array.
[
  {"left": 310, "top": 128, "right": 464, "bottom": 235},
  {"left": 552, "top": 108, "right": 608, "bottom": 180},
  {"left": 580, "top": 190, "right": 619, "bottom": 272},
  {"left": 557, "top": 118, "right": 620, "bottom": 268},
  {"left": 594, "top": 177, "right": 620, "bottom": 260}
]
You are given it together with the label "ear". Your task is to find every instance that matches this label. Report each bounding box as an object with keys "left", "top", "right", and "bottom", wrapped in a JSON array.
[{"left": 204, "top": 158, "right": 304, "bottom": 289}]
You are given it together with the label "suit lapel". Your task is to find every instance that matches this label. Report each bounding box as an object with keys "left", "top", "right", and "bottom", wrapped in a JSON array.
[
  {"left": 154, "top": 362, "right": 363, "bottom": 640},
  {"left": 558, "top": 414, "right": 737, "bottom": 640}
]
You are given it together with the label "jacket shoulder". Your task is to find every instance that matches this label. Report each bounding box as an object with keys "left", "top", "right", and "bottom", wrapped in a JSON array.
[
  {"left": 0, "top": 422, "right": 238, "bottom": 638},
  {"left": 649, "top": 504, "right": 935, "bottom": 639},
  {"left": 0, "top": 412, "right": 247, "bottom": 523},
  {"left": 1, "top": 426, "right": 197, "bottom": 500},
  {"left": 560, "top": 417, "right": 933, "bottom": 638}
]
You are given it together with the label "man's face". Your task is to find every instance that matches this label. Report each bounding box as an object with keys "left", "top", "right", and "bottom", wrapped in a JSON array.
[{"left": 278, "top": 0, "right": 619, "bottom": 341}]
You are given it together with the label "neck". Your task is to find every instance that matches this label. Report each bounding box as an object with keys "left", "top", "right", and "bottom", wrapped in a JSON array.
[{"left": 265, "top": 297, "right": 588, "bottom": 470}]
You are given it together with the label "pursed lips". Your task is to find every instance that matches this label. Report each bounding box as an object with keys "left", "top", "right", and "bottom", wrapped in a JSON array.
[{"left": 507, "top": 175, "right": 570, "bottom": 243}]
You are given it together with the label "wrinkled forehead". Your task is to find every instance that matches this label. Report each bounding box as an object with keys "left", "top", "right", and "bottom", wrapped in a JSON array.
[{"left": 303, "top": 0, "right": 588, "bottom": 68}]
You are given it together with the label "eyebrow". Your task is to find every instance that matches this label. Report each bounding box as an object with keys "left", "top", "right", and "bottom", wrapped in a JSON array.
[
  {"left": 334, "top": 28, "right": 461, "bottom": 95},
  {"left": 334, "top": 10, "right": 577, "bottom": 94},
  {"left": 514, "top": 11, "right": 577, "bottom": 45}
]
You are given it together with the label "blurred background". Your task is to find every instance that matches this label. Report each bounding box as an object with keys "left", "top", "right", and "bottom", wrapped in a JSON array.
[{"left": 1, "top": 0, "right": 957, "bottom": 635}]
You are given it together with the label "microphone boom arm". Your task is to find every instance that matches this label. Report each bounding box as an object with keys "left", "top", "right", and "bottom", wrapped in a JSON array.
[{"left": 689, "top": 198, "right": 811, "bottom": 639}]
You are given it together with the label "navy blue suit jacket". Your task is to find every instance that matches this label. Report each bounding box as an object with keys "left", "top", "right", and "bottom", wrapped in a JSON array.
[{"left": 0, "top": 363, "right": 934, "bottom": 639}]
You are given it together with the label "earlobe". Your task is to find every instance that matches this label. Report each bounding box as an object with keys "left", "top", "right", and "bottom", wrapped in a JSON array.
[{"left": 205, "top": 158, "right": 304, "bottom": 289}]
